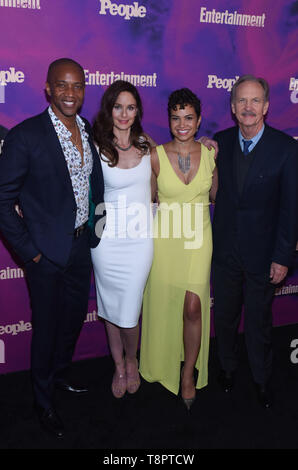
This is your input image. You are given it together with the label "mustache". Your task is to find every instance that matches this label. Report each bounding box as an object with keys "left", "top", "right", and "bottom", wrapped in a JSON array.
[{"left": 241, "top": 111, "right": 256, "bottom": 117}]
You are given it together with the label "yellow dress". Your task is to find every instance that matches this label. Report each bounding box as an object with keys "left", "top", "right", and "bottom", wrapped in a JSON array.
[{"left": 139, "top": 144, "right": 215, "bottom": 395}]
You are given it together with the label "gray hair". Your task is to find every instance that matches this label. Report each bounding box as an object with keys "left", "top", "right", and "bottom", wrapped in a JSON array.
[{"left": 231, "top": 74, "right": 270, "bottom": 103}]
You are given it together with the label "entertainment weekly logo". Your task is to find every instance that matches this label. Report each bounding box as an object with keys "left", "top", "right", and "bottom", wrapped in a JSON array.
[
  {"left": 275, "top": 284, "right": 298, "bottom": 296},
  {"left": 0, "top": 266, "right": 24, "bottom": 280},
  {"left": 0, "top": 0, "right": 41, "bottom": 10},
  {"left": 84, "top": 69, "right": 157, "bottom": 88},
  {"left": 200, "top": 6, "right": 266, "bottom": 28},
  {"left": 99, "top": 0, "right": 146, "bottom": 20},
  {"left": 289, "top": 77, "right": 298, "bottom": 104}
]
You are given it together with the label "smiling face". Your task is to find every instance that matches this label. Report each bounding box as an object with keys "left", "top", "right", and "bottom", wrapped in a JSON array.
[
  {"left": 112, "top": 91, "right": 138, "bottom": 132},
  {"left": 45, "top": 63, "right": 85, "bottom": 124},
  {"left": 170, "top": 104, "right": 201, "bottom": 142},
  {"left": 231, "top": 80, "right": 269, "bottom": 136}
]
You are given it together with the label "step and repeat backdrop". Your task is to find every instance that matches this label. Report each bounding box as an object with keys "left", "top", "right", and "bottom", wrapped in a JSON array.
[{"left": 0, "top": 0, "right": 297, "bottom": 373}]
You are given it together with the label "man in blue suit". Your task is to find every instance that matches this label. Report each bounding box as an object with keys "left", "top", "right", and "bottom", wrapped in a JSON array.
[
  {"left": 213, "top": 75, "right": 298, "bottom": 408},
  {"left": 0, "top": 58, "right": 104, "bottom": 437}
]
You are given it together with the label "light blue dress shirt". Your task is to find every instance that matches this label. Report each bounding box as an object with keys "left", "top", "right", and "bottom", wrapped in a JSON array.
[{"left": 239, "top": 125, "right": 265, "bottom": 153}]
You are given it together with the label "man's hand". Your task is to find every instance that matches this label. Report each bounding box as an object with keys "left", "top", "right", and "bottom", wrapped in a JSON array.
[
  {"left": 33, "top": 253, "right": 42, "bottom": 263},
  {"left": 198, "top": 136, "right": 219, "bottom": 159},
  {"left": 270, "top": 262, "right": 288, "bottom": 284}
]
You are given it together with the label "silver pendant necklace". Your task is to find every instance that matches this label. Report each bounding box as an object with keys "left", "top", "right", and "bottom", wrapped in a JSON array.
[
  {"left": 114, "top": 142, "right": 132, "bottom": 152},
  {"left": 177, "top": 152, "right": 191, "bottom": 174}
]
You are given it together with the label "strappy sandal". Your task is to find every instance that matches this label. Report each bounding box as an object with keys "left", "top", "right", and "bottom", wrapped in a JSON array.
[
  {"left": 126, "top": 358, "right": 141, "bottom": 394},
  {"left": 111, "top": 370, "right": 127, "bottom": 398}
]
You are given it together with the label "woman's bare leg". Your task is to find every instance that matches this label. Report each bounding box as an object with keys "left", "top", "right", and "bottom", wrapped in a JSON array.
[
  {"left": 105, "top": 320, "right": 126, "bottom": 398},
  {"left": 121, "top": 324, "right": 141, "bottom": 393},
  {"left": 182, "top": 291, "right": 202, "bottom": 399}
]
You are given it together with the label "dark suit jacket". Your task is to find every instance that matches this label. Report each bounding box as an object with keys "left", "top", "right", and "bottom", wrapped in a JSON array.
[
  {"left": 0, "top": 125, "right": 8, "bottom": 155},
  {"left": 213, "top": 124, "right": 298, "bottom": 273},
  {"left": 0, "top": 109, "right": 104, "bottom": 266},
  {"left": 0, "top": 124, "right": 8, "bottom": 140}
]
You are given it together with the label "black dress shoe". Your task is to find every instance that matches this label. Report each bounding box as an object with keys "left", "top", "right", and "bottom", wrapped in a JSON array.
[
  {"left": 38, "top": 407, "right": 64, "bottom": 438},
  {"left": 55, "top": 381, "right": 88, "bottom": 393},
  {"left": 255, "top": 384, "right": 272, "bottom": 409},
  {"left": 218, "top": 370, "right": 235, "bottom": 393}
]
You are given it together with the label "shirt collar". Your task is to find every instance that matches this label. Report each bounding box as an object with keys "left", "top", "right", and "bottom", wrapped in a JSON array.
[
  {"left": 239, "top": 124, "right": 265, "bottom": 148},
  {"left": 48, "top": 106, "right": 87, "bottom": 140}
]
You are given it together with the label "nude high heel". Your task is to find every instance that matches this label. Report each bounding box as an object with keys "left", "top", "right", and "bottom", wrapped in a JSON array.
[
  {"left": 111, "top": 362, "right": 127, "bottom": 398},
  {"left": 126, "top": 357, "right": 141, "bottom": 394}
]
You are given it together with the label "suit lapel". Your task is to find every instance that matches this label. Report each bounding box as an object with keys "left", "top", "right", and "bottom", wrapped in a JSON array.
[
  {"left": 89, "top": 135, "right": 104, "bottom": 204},
  {"left": 222, "top": 127, "right": 239, "bottom": 204},
  {"left": 232, "top": 137, "right": 240, "bottom": 203}
]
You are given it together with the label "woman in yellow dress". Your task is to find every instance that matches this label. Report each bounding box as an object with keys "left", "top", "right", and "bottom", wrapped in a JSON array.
[{"left": 139, "top": 88, "right": 218, "bottom": 409}]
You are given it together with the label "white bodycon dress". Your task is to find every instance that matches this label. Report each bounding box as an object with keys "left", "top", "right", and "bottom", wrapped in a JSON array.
[{"left": 91, "top": 153, "right": 153, "bottom": 328}]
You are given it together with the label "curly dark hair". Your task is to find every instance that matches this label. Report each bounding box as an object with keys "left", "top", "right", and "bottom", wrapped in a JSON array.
[
  {"left": 167, "top": 88, "right": 201, "bottom": 121},
  {"left": 93, "top": 80, "right": 151, "bottom": 167}
]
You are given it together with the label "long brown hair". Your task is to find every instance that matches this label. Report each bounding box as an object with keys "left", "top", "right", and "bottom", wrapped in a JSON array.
[{"left": 93, "top": 80, "right": 151, "bottom": 167}]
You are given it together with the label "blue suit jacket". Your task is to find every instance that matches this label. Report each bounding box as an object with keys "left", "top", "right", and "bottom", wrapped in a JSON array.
[
  {"left": 0, "top": 109, "right": 104, "bottom": 266},
  {"left": 213, "top": 124, "right": 298, "bottom": 273}
]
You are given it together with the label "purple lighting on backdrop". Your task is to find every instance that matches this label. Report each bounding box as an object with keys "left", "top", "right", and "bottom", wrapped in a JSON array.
[{"left": 0, "top": 0, "right": 297, "bottom": 374}]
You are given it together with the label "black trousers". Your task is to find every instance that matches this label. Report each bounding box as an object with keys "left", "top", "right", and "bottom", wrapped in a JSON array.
[
  {"left": 25, "top": 230, "right": 92, "bottom": 410},
  {"left": 213, "top": 244, "right": 276, "bottom": 385}
]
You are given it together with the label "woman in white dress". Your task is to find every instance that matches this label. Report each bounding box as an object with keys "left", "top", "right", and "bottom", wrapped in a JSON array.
[{"left": 91, "top": 81, "right": 155, "bottom": 398}]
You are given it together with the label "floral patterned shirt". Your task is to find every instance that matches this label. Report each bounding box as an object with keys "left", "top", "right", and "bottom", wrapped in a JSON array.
[{"left": 48, "top": 106, "right": 93, "bottom": 228}]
